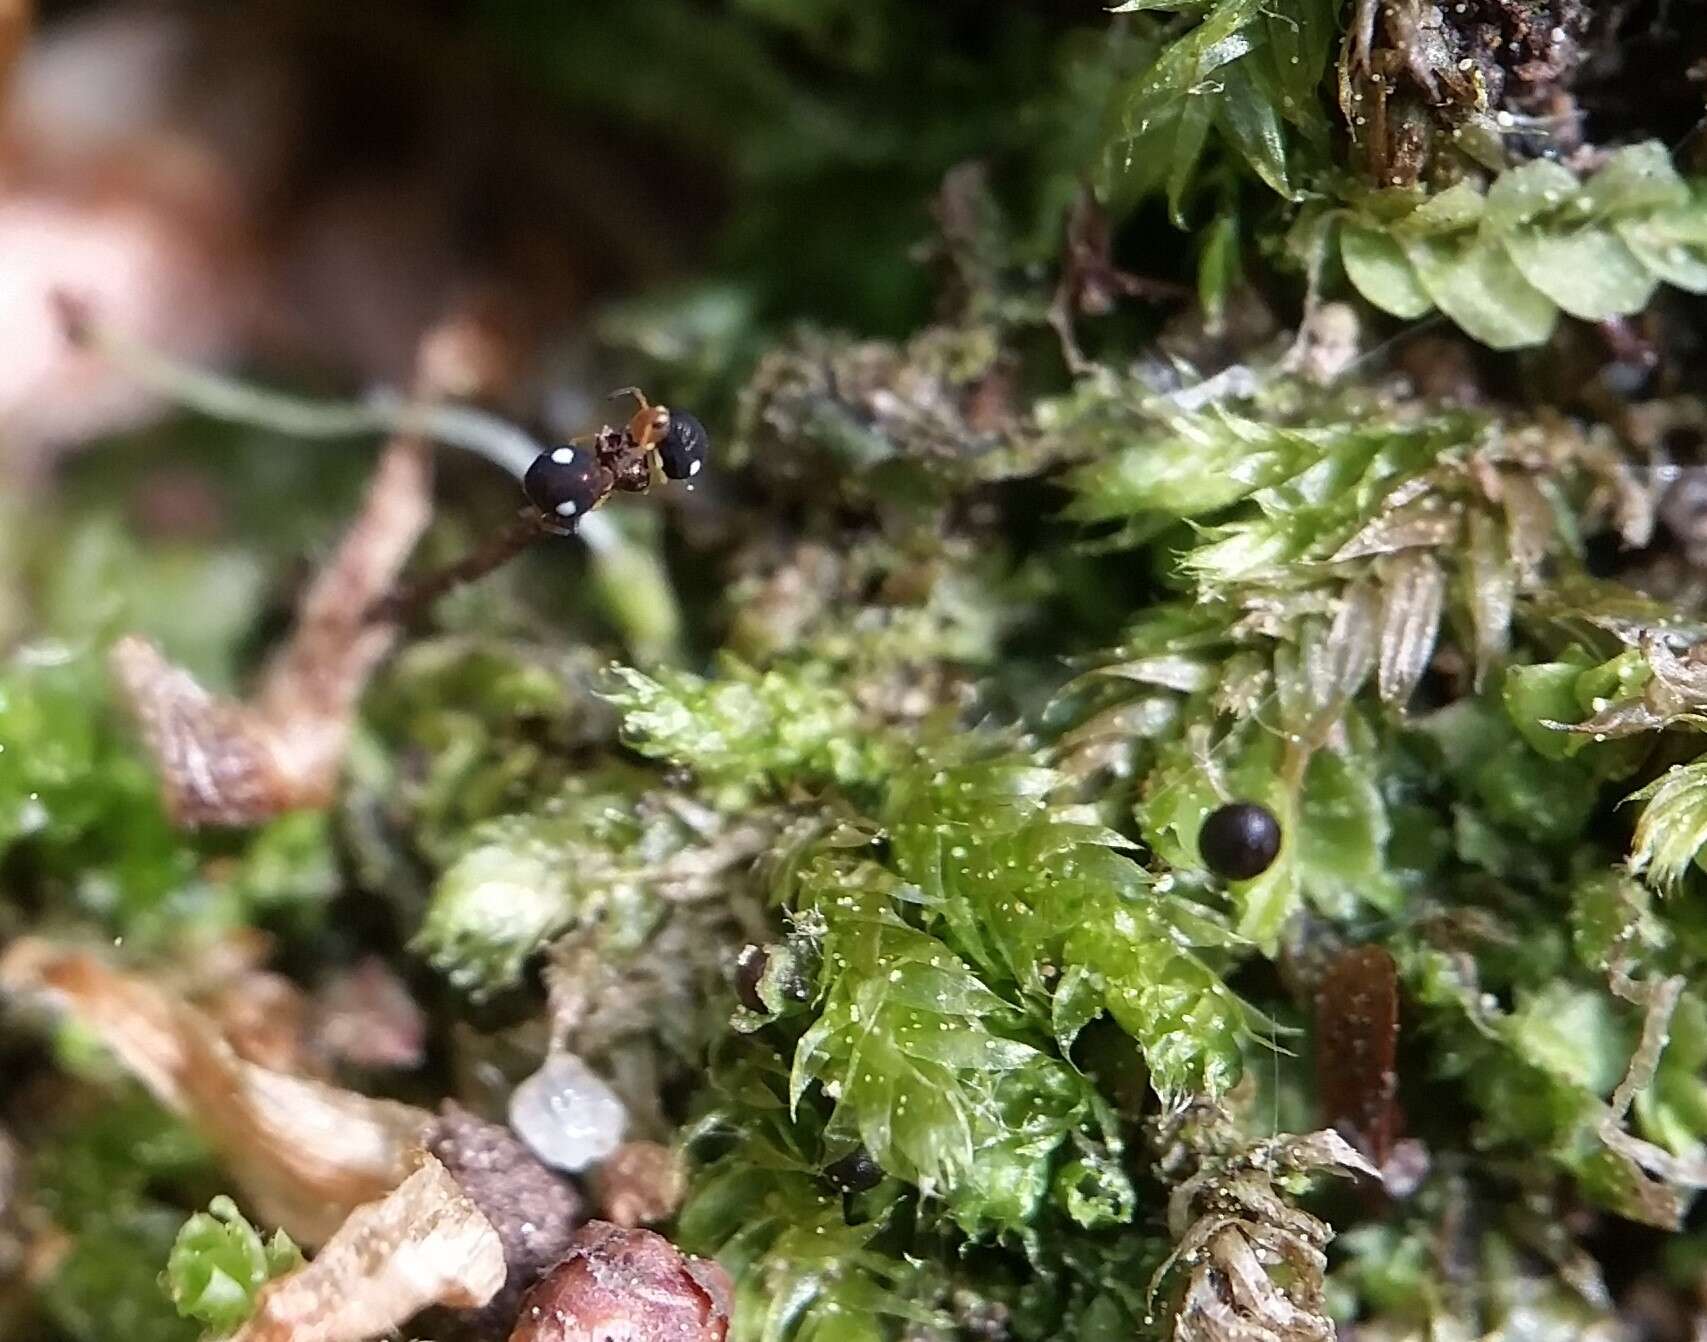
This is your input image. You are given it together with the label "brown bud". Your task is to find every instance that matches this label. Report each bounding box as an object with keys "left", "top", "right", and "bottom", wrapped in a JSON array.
[
  {"left": 1315, "top": 944, "right": 1401, "bottom": 1168},
  {"left": 594, "top": 1141, "right": 685, "bottom": 1228},
  {"left": 510, "top": 1223, "right": 731, "bottom": 1342}
]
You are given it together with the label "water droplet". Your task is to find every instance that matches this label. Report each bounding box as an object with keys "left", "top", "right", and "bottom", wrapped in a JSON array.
[{"left": 509, "top": 1053, "right": 627, "bottom": 1173}]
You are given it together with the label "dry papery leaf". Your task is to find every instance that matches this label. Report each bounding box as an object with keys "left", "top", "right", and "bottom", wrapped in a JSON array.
[
  {"left": 1556, "top": 635, "right": 1707, "bottom": 741},
  {"left": 231, "top": 1153, "right": 506, "bottom": 1342},
  {"left": 0, "top": 939, "right": 429, "bottom": 1245},
  {"left": 1160, "top": 1127, "right": 1378, "bottom": 1342},
  {"left": 109, "top": 310, "right": 514, "bottom": 829}
]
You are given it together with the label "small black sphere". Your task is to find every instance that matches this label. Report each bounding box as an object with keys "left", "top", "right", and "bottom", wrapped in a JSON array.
[
  {"left": 524, "top": 445, "right": 607, "bottom": 523},
  {"left": 1199, "top": 801, "right": 1282, "bottom": 880},
  {"left": 657, "top": 409, "right": 709, "bottom": 481},
  {"left": 823, "top": 1146, "right": 884, "bottom": 1194}
]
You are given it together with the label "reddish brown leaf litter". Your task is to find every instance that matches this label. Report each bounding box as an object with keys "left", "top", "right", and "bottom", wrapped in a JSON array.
[
  {"left": 593, "top": 1141, "right": 686, "bottom": 1229},
  {"left": 1314, "top": 944, "right": 1401, "bottom": 1168},
  {"left": 510, "top": 1223, "right": 732, "bottom": 1342}
]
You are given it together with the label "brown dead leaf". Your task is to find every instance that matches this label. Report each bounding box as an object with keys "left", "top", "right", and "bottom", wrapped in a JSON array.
[
  {"left": 1551, "top": 636, "right": 1707, "bottom": 741},
  {"left": 109, "top": 309, "right": 516, "bottom": 828},
  {"left": 1158, "top": 1119, "right": 1376, "bottom": 1342},
  {"left": 1647, "top": 637, "right": 1707, "bottom": 704},
  {"left": 0, "top": 939, "right": 429, "bottom": 1244},
  {"left": 232, "top": 1154, "right": 506, "bottom": 1342},
  {"left": 1314, "top": 946, "right": 1400, "bottom": 1167},
  {"left": 110, "top": 420, "right": 430, "bottom": 826}
]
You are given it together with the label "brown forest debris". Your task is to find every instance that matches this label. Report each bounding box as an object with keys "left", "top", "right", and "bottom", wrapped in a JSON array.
[
  {"left": 1153, "top": 1109, "right": 1377, "bottom": 1342},
  {"left": 1314, "top": 944, "right": 1401, "bottom": 1168},
  {"left": 1340, "top": 0, "right": 1591, "bottom": 185},
  {"left": 229, "top": 1154, "right": 506, "bottom": 1342},
  {"left": 110, "top": 308, "right": 510, "bottom": 828},
  {"left": 0, "top": 939, "right": 430, "bottom": 1245}
]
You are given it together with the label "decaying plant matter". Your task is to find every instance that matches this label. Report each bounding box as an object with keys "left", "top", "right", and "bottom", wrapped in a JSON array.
[
  {"left": 0, "top": 939, "right": 430, "bottom": 1245},
  {"left": 105, "top": 311, "right": 510, "bottom": 827},
  {"left": 1152, "top": 1112, "right": 1378, "bottom": 1342},
  {"left": 225, "top": 1156, "right": 505, "bottom": 1342}
]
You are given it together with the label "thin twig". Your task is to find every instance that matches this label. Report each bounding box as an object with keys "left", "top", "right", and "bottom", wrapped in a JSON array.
[{"left": 369, "top": 508, "right": 548, "bottom": 625}]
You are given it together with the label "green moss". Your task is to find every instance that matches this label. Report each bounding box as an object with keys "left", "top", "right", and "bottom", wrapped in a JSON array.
[
  {"left": 603, "top": 660, "right": 899, "bottom": 807},
  {"left": 28, "top": 1095, "right": 215, "bottom": 1342},
  {"left": 413, "top": 769, "right": 665, "bottom": 994},
  {"left": 1330, "top": 145, "right": 1707, "bottom": 349},
  {"left": 41, "top": 1206, "right": 202, "bottom": 1342},
  {"left": 0, "top": 649, "right": 336, "bottom": 944},
  {"left": 162, "top": 1197, "right": 300, "bottom": 1335}
]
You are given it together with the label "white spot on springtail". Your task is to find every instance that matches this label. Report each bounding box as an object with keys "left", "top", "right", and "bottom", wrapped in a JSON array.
[
  {"left": 688, "top": 459, "right": 703, "bottom": 476},
  {"left": 555, "top": 500, "right": 579, "bottom": 517},
  {"left": 551, "top": 447, "right": 575, "bottom": 464}
]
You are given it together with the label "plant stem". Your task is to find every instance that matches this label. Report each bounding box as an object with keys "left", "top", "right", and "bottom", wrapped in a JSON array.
[{"left": 369, "top": 509, "right": 548, "bottom": 624}]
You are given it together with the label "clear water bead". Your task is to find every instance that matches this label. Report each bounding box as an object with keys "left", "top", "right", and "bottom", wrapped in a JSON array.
[{"left": 508, "top": 1052, "right": 627, "bottom": 1172}]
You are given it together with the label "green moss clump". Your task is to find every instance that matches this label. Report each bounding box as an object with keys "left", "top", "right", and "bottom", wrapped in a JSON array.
[{"left": 162, "top": 1197, "right": 300, "bottom": 1336}]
